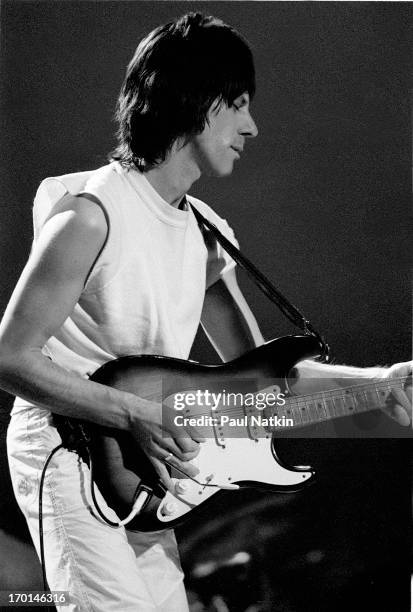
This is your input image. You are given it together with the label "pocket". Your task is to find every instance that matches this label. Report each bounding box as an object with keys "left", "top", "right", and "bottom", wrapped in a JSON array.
[{"left": 7, "top": 411, "right": 83, "bottom": 519}]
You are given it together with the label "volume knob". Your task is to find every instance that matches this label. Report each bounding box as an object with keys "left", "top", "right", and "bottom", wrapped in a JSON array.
[
  {"left": 161, "top": 501, "right": 177, "bottom": 517},
  {"left": 175, "top": 480, "right": 190, "bottom": 495}
]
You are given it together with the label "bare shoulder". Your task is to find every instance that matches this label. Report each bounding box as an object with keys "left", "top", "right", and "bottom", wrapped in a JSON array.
[
  {"left": 0, "top": 193, "right": 110, "bottom": 353},
  {"left": 30, "top": 192, "right": 109, "bottom": 277},
  {"left": 43, "top": 192, "right": 108, "bottom": 238}
]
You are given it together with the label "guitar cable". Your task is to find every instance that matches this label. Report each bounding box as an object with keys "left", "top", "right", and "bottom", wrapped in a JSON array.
[
  {"left": 38, "top": 421, "right": 152, "bottom": 603},
  {"left": 88, "top": 451, "right": 152, "bottom": 527},
  {"left": 38, "top": 442, "right": 63, "bottom": 601}
]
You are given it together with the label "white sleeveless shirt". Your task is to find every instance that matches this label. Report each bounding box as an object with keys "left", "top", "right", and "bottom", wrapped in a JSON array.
[{"left": 13, "top": 162, "right": 237, "bottom": 411}]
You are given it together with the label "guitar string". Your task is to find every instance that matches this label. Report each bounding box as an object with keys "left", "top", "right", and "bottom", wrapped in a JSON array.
[
  {"left": 162, "top": 376, "right": 409, "bottom": 421},
  {"left": 170, "top": 382, "right": 408, "bottom": 436}
]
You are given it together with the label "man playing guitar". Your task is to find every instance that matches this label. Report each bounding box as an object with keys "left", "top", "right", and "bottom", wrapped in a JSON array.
[{"left": 0, "top": 12, "right": 411, "bottom": 612}]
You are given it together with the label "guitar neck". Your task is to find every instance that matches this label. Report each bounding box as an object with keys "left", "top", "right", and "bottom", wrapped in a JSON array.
[{"left": 268, "top": 376, "right": 408, "bottom": 430}]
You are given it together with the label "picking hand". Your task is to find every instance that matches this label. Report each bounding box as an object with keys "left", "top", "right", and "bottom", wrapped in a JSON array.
[{"left": 129, "top": 401, "right": 205, "bottom": 491}]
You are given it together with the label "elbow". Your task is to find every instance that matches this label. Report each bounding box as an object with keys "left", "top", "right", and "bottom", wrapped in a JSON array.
[
  {"left": 0, "top": 341, "right": 15, "bottom": 377},
  {"left": 0, "top": 345, "right": 18, "bottom": 385},
  {"left": 0, "top": 342, "right": 36, "bottom": 392}
]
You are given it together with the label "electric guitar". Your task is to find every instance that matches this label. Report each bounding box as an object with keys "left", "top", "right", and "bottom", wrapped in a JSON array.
[{"left": 84, "top": 334, "right": 408, "bottom": 532}]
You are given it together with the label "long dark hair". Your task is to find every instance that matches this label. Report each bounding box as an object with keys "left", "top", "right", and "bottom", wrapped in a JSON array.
[{"left": 111, "top": 12, "right": 255, "bottom": 171}]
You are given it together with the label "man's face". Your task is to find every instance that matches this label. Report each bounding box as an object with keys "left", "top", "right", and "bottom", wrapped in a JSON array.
[{"left": 188, "top": 92, "right": 258, "bottom": 177}]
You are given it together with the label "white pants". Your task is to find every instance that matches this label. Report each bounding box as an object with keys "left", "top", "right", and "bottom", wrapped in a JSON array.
[{"left": 7, "top": 408, "right": 189, "bottom": 612}]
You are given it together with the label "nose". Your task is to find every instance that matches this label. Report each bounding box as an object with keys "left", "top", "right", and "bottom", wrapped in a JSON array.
[{"left": 240, "top": 109, "right": 258, "bottom": 138}]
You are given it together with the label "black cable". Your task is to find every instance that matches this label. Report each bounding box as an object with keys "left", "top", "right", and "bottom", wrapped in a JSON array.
[
  {"left": 87, "top": 448, "right": 153, "bottom": 528},
  {"left": 37, "top": 420, "right": 153, "bottom": 612},
  {"left": 87, "top": 448, "right": 119, "bottom": 527},
  {"left": 37, "top": 436, "right": 119, "bottom": 612},
  {"left": 38, "top": 443, "right": 63, "bottom": 611}
]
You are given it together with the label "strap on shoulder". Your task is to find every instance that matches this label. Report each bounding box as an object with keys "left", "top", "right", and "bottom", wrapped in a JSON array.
[{"left": 190, "top": 203, "right": 330, "bottom": 361}]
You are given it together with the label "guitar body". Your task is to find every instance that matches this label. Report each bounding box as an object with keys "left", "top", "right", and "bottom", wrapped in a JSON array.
[{"left": 88, "top": 335, "right": 322, "bottom": 531}]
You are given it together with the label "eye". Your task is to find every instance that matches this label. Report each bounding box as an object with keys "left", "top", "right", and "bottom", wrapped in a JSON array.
[{"left": 232, "top": 94, "right": 249, "bottom": 111}]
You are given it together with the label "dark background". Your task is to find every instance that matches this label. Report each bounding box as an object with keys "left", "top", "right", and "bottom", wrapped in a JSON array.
[{"left": 0, "top": 2, "right": 411, "bottom": 611}]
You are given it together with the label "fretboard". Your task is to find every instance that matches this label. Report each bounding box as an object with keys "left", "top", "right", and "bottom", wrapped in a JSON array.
[{"left": 268, "top": 376, "right": 409, "bottom": 429}]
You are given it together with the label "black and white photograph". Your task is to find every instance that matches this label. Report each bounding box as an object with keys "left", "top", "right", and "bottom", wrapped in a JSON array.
[{"left": 0, "top": 2, "right": 411, "bottom": 611}]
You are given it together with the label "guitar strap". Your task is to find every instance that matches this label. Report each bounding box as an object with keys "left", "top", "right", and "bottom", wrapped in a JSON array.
[{"left": 189, "top": 203, "right": 330, "bottom": 362}]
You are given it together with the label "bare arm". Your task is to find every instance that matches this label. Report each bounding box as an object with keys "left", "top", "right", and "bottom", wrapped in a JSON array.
[
  {"left": 201, "top": 267, "right": 264, "bottom": 361},
  {"left": 0, "top": 195, "right": 138, "bottom": 426},
  {"left": 0, "top": 194, "right": 200, "bottom": 487},
  {"left": 292, "top": 359, "right": 412, "bottom": 426},
  {"left": 201, "top": 269, "right": 411, "bottom": 425}
]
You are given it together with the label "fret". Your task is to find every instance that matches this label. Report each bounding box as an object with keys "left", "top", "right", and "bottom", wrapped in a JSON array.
[
  {"left": 352, "top": 389, "right": 368, "bottom": 413},
  {"left": 323, "top": 396, "right": 335, "bottom": 421},
  {"left": 316, "top": 396, "right": 328, "bottom": 422},
  {"left": 291, "top": 403, "right": 302, "bottom": 426},
  {"left": 298, "top": 399, "right": 309, "bottom": 424},
  {"left": 377, "top": 383, "right": 390, "bottom": 406},
  {"left": 331, "top": 394, "right": 343, "bottom": 418},
  {"left": 275, "top": 403, "right": 292, "bottom": 419},
  {"left": 341, "top": 391, "right": 353, "bottom": 416},
  {"left": 310, "top": 401, "right": 318, "bottom": 423},
  {"left": 278, "top": 399, "right": 293, "bottom": 424},
  {"left": 317, "top": 394, "right": 328, "bottom": 421},
  {"left": 374, "top": 385, "right": 382, "bottom": 405},
  {"left": 341, "top": 394, "right": 351, "bottom": 415},
  {"left": 283, "top": 402, "right": 296, "bottom": 425},
  {"left": 342, "top": 393, "right": 351, "bottom": 415},
  {"left": 313, "top": 399, "right": 321, "bottom": 422},
  {"left": 284, "top": 400, "right": 294, "bottom": 422},
  {"left": 305, "top": 399, "right": 316, "bottom": 423},
  {"left": 343, "top": 392, "right": 354, "bottom": 415},
  {"left": 316, "top": 399, "right": 325, "bottom": 422},
  {"left": 343, "top": 389, "right": 357, "bottom": 415},
  {"left": 305, "top": 398, "right": 319, "bottom": 424},
  {"left": 300, "top": 398, "right": 312, "bottom": 424},
  {"left": 362, "top": 388, "right": 376, "bottom": 412},
  {"left": 306, "top": 401, "right": 317, "bottom": 423},
  {"left": 274, "top": 406, "right": 287, "bottom": 421}
]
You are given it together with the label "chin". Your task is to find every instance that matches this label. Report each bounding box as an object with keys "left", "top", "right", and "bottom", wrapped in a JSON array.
[{"left": 207, "top": 163, "right": 235, "bottom": 178}]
